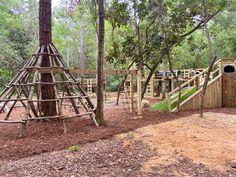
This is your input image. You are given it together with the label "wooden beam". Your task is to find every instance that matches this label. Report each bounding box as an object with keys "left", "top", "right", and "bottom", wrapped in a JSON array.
[
  {"left": 137, "top": 65, "right": 142, "bottom": 116},
  {"left": 70, "top": 69, "right": 137, "bottom": 75},
  {"left": 129, "top": 73, "right": 134, "bottom": 113}
]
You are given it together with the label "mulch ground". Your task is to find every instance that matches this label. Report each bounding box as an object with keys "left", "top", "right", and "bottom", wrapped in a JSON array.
[
  {"left": 0, "top": 105, "right": 236, "bottom": 176},
  {"left": 0, "top": 128, "right": 234, "bottom": 177},
  {"left": 0, "top": 104, "right": 192, "bottom": 161},
  {"left": 0, "top": 108, "right": 236, "bottom": 177}
]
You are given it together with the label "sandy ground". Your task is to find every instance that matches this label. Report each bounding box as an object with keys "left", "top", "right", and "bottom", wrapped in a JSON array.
[
  {"left": 118, "top": 112, "right": 236, "bottom": 174},
  {"left": 0, "top": 109, "right": 236, "bottom": 176}
]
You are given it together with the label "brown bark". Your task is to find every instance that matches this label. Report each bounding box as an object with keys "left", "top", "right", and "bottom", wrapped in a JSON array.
[
  {"left": 95, "top": 0, "right": 105, "bottom": 125},
  {"left": 141, "top": 59, "right": 162, "bottom": 99},
  {"left": 199, "top": 0, "right": 217, "bottom": 117},
  {"left": 78, "top": 20, "right": 85, "bottom": 69},
  {"left": 166, "top": 50, "right": 181, "bottom": 109},
  {"left": 39, "top": 0, "right": 52, "bottom": 46},
  {"left": 116, "top": 60, "right": 135, "bottom": 105},
  {"left": 39, "top": 0, "right": 56, "bottom": 116}
]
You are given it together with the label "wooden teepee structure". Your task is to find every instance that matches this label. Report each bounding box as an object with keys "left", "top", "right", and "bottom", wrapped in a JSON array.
[{"left": 0, "top": 0, "right": 98, "bottom": 137}]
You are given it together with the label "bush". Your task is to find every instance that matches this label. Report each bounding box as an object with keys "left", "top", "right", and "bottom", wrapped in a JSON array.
[
  {"left": 68, "top": 144, "right": 80, "bottom": 152},
  {"left": 106, "top": 75, "right": 120, "bottom": 92}
]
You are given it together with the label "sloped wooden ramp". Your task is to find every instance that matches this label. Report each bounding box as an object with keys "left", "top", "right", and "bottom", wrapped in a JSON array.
[
  {"left": 160, "top": 58, "right": 236, "bottom": 111},
  {"left": 167, "top": 59, "right": 223, "bottom": 111},
  {"left": 178, "top": 74, "right": 222, "bottom": 111}
]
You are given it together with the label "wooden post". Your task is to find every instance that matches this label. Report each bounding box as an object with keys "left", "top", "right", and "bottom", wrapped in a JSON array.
[
  {"left": 104, "top": 75, "right": 107, "bottom": 100},
  {"left": 195, "top": 76, "right": 200, "bottom": 90},
  {"left": 219, "top": 60, "right": 222, "bottom": 75},
  {"left": 129, "top": 73, "right": 134, "bottom": 113},
  {"left": 171, "top": 79, "right": 174, "bottom": 91},
  {"left": 161, "top": 62, "right": 166, "bottom": 99},
  {"left": 167, "top": 93, "right": 171, "bottom": 111},
  {"left": 137, "top": 65, "right": 142, "bottom": 116}
]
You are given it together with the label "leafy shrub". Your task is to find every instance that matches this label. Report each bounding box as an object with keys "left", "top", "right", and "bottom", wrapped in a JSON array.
[{"left": 68, "top": 144, "right": 80, "bottom": 152}]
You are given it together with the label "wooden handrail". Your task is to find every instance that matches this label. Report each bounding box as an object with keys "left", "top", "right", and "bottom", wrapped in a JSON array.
[
  {"left": 172, "top": 74, "right": 222, "bottom": 112},
  {"left": 168, "top": 59, "right": 222, "bottom": 96},
  {"left": 167, "top": 59, "right": 222, "bottom": 111}
]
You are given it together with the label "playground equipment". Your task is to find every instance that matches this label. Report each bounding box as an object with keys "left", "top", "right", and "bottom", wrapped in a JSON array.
[
  {"left": 167, "top": 58, "right": 236, "bottom": 111},
  {"left": 142, "top": 68, "right": 205, "bottom": 98},
  {"left": 69, "top": 68, "right": 141, "bottom": 115},
  {"left": 0, "top": 44, "right": 99, "bottom": 137}
]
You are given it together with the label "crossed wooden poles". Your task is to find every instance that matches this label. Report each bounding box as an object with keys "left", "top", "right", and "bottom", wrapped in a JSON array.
[{"left": 0, "top": 43, "right": 99, "bottom": 137}]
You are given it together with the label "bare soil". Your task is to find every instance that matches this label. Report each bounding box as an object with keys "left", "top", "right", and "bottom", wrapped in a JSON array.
[{"left": 0, "top": 102, "right": 236, "bottom": 176}]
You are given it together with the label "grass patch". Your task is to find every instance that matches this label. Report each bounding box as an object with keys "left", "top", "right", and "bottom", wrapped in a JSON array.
[
  {"left": 150, "top": 86, "right": 197, "bottom": 111},
  {"left": 68, "top": 144, "right": 80, "bottom": 152}
]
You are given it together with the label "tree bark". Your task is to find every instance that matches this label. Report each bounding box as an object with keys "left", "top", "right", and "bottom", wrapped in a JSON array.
[
  {"left": 166, "top": 50, "right": 181, "bottom": 109},
  {"left": 67, "top": 47, "right": 70, "bottom": 67},
  {"left": 141, "top": 59, "right": 162, "bottom": 99},
  {"left": 39, "top": 0, "right": 56, "bottom": 116},
  {"left": 39, "top": 0, "right": 52, "bottom": 46},
  {"left": 199, "top": 0, "right": 217, "bottom": 117},
  {"left": 116, "top": 60, "right": 135, "bottom": 105},
  {"left": 78, "top": 20, "right": 85, "bottom": 69},
  {"left": 95, "top": 0, "right": 105, "bottom": 125}
]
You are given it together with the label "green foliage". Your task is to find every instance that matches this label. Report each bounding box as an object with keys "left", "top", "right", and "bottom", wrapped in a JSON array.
[
  {"left": 106, "top": 75, "right": 120, "bottom": 92},
  {"left": 52, "top": 1, "right": 98, "bottom": 68},
  {"left": 0, "top": 0, "right": 236, "bottom": 92},
  {"left": 68, "top": 144, "right": 80, "bottom": 152},
  {"left": 106, "top": 0, "right": 130, "bottom": 28},
  {"left": 150, "top": 87, "right": 197, "bottom": 111},
  {"left": 0, "top": 0, "right": 38, "bottom": 88}
]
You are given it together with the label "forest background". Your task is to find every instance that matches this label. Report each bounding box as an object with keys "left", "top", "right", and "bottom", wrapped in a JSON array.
[{"left": 1, "top": 0, "right": 236, "bottom": 91}]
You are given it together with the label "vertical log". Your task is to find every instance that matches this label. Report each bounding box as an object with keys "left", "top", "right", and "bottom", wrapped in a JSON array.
[
  {"left": 39, "top": 0, "right": 52, "bottom": 46},
  {"left": 39, "top": 0, "right": 56, "bottom": 116},
  {"left": 95, "top": 0, "right": 105, "bottom": 125},
  {"left": 161, "top": 62, "right": 166, "bottom": 99},
  {"left": 137, "top": 65, "right": 142, "bottom": 116},
  {"left": 129, "top": 73, "right": 134, "bottom": 113}
]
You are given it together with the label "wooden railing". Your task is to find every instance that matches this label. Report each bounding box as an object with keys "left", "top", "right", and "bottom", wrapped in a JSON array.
[{"left": 167, "top": 59, "right": 222, "bottom": 111}]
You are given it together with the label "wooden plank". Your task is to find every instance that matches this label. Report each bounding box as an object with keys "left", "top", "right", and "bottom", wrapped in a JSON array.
[
  {"left": 129, "top": 73, "right": 134, "bottom": 113},
  {"left": 137, "top": 65, "right": 142, "bottom": 115},
  {"left": 177, "top": 75, "right": 222, "bottom": 111},
  {"left": 69, "top": 69, "right": 137, "bottom": 75},
  {"left": 0, "top": 120, "right": 25, "bottom": 124}
]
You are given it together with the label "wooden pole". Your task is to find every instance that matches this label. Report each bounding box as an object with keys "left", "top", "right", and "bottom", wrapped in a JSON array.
[
  {"left": 161, "top": 62, "right": 166, "bottom": 99},
  {"left": 171, "top": 79, "right": 174, "bottom": 91},
  {"left": 129, "top": 73, "right": 134, "bottom": 113},
  {"left": 137, "top": 65, "right": 142, "bottom": 116},
  {"left": 168, "top": 93, "right": 171, "bottom": 111}
]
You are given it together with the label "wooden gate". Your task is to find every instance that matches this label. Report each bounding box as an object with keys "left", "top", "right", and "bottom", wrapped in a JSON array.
[{"left": 222, "top": 73, "right": 236, "bottom": 107}]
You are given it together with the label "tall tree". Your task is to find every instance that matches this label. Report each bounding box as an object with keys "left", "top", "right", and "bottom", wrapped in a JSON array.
[
  {"left": 95, "top": 0, "right": 105, "bottom": 125},
  {"left": 199, "top": 0, "right": 218, "bottom": 117},
  {"left": 39, "top": 0, "right": 57, "bottom": 116}
]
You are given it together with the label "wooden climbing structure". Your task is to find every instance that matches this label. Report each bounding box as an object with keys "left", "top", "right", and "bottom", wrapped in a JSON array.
[
  {"left": 167, "top": 58, "right": 236, "bottom": 111},
  {"left": 0, "top": 44, "right": 99, "bottom": 137},
  {"left": 0, "top": 0, "right": 99, "bottom": 137}
]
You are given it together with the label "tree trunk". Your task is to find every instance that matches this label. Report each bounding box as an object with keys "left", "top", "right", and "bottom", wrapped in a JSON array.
[
  {"left": 116, "top": 60, "right": 135, "bottom": 105},
  {"left": 141, "top": 60, "right": 162, "bottom": 99},
  {"left": 39, "top": 0, "right": 56, "bottom": 116},
  {"left": 67, "top": 47, "right": 70, "bottom": 67},
  {"left": 78, "top": 21, "right": 85, "bottom": 69},
  {"left": 166, "top": 50, "right": 181, "bottom": 110},
  {"left": 95, "top": 0, "right": 105, "bottom": 125},
  {"left": 39, "top": 0, "right": 52, "bottom": 46},
  {"left": 199, "top": 0, "right": 217, "bottom": 117}
]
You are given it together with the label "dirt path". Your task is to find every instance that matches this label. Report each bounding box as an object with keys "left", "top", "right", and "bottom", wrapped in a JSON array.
[
  {"left": 0, "top": 109, "right": 236, "bottom": 176},
  {"left": 118, "top": 111, "right": 236, "bottom": 175}
]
